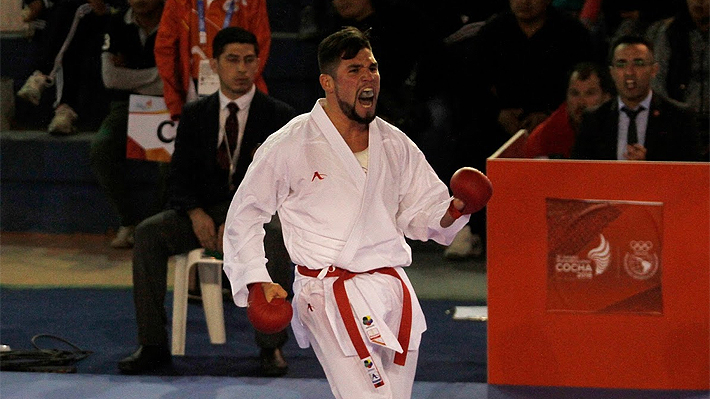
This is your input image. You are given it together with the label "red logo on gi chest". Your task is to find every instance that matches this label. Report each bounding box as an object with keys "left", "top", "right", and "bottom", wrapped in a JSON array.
[{"left": 312, "top": 171, "right": 326, "bottom": 181}]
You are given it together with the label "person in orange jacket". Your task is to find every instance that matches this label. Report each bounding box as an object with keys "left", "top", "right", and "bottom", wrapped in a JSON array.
[{"left": 154, "top": 0, "right": 270, "bottom": 119}]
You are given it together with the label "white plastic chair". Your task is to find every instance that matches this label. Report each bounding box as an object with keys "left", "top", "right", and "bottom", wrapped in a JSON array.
[{"left": 171, "top": 248, "right": 226, "bottom": 356}]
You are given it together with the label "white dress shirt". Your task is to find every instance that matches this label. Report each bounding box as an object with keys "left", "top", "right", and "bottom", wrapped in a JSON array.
[
  {"left": 617, "top": 91, "right": 653, "bottom": 160},
  {"left": 218, "top": 84, "right": 255, "bottom": 169}
]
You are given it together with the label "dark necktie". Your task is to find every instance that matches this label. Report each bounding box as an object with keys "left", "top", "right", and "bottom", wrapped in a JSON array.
[
  {"left": 218, "top": 102, "right": 239, "bottom": 170},
  {"left": 621, "top": 106, "right": 645, "bottom": 145}
]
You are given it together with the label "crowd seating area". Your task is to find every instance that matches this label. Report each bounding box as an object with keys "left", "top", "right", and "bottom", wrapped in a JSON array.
[
  {"left": 2, "top": 0, "right": 705, "bottom": 235},
  {"left": 0, "top": 0, "right": 321, "bottom": 233}
]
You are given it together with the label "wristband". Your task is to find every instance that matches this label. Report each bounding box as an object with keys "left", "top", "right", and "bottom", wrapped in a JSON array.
[{"left": 447, "top": 199, "right": 463, "bottom": 220}]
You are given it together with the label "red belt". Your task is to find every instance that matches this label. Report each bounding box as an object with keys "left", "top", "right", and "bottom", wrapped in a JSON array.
[{"left": 297, "top": 265, "right": 412, "bottom": 366}]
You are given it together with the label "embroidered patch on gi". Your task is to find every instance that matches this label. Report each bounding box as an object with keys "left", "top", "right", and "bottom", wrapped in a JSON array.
[
  {"left": 366, "top": 328, "right": 385, "bottom": 346},
  {"left": 311, "top": 171, "right": 326, "bottom": 181},
  {"left": 363, "top": 357, "right": 385, "bottom": 388},
  {"left": 361, "top": 315, "right": 386, "bottom": 347}
]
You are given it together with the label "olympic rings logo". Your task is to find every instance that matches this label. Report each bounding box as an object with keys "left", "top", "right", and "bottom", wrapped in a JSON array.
[{"left": 630, "top": 241, "right": 653, "bottom": 252}]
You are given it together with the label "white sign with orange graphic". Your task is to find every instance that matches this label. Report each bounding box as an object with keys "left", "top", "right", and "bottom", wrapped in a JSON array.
[{"left": 126, "top": 95, "right": 176, "bottom": 163}]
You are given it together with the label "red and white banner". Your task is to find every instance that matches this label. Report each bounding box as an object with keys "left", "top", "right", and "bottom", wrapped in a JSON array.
[{"left": 545, "top": 198, "right": 663, "bottom": 314}]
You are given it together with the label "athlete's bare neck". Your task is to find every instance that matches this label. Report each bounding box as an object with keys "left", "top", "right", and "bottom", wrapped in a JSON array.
[
  {"left": 323, "top": 99, "right": 369, "bottom": 152},
  {"left": 340, "top": 128, "right": 368, "bottom": 153}
]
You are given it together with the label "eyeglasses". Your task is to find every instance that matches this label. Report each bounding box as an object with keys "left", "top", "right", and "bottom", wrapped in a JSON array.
[{"left": 611, "top": 59, "right": 655, "bottom": 68}]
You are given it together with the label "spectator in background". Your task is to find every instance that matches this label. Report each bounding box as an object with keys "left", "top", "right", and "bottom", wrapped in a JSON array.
[
  {"left": 600, "top": 0, "right": 646, "bottom": 39},
  {"left": 90, "top": 0, "right": 166, "bottom": 249},
  {"left": 298, "top": 0, "right": 334, "bottom": 39},
  {"left": 154, "top": 0, "right": 271, "bottom": 120},
  {"left": 572, "top": 35, "right": 700, "bottom": 161},
  {"left": 409, "top": 0, "right": 507, "bottom": 179},
  {"left": 580, "top": 0, "right": 682, "bottom": 64},
  {"left": 325, "top": 0, "right": 430, "bottom": 130},
  {"left": 22, "top": 0, "right": 52, "bottom": 36},
  {"left": 322, "top": 0, "right": 502, "bottom": 178},
  {"left": 523, "top": 62, "right": 614, "bottom": 159},
  {"left": 16, "top": 0, "right": 115, "bottom": 134},
  {"left": 463, "top": 0, "right": 595, "bottom": 137},
  {"left": 153, "top": 0, "right": 272, "bottom": 302},
  {"left": 117, "top": 27, "right": 296, "bottom": 376},
  {"left": 601, "top": 0, "right": 682, "bottom": 40},
  {"left": 443, "top": 0, "right": 595, "bottom": 260},
  {"left": 647, "top": 0, "right": 709, "bottom": 159}
]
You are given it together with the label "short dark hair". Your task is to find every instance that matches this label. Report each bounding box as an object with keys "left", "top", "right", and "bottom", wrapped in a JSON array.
[
  {"left": 213, "top": 27, "right": 259, "bottom": 59},
  {"left": 317, "top": 27, "right": 372, "bottom": 75},
  {"left": 608, "top": 34, "right": 654, "bottom": 65},
  {"left": 569, "top": 62, "right": 616, "bottom": 96}
]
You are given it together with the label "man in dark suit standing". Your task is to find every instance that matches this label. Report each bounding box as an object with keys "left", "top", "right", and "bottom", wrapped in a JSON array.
[
  {"left": 118, "top": 27, "right": 297, "bottom": 376},
  {"left": 573, "top": 35, "right": 700, "bottom": 161}
]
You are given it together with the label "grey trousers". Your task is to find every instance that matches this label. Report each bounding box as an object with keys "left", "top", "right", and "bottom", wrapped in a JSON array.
[{"left": 131, "top": 204, "right": 291, "bottom": 350}]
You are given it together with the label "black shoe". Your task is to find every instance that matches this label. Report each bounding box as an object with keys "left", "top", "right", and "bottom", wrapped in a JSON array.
[
  {"left": 118, "top": 345, "right": 171, "bottom": 375},
  {"left": 260, "top": 348, "right": 288, "bottom": 377}
]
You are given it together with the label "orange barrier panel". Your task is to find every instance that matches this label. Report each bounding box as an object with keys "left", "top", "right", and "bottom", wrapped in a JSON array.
[{"left": 486, "top": 133, "right": 710, "bottom": 390}]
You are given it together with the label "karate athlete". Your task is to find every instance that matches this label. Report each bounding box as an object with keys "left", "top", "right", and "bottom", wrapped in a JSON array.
[{"left": 223, "top": 27, "right": 470, "bottom": 399}]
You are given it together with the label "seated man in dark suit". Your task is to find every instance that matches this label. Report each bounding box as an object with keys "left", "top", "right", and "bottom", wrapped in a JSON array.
[
  {"left": 572, "top": 35, "right": 701, "bottom": 161},
  {"left": 118, "top": 27, "right": 297, "bottom": 376}
]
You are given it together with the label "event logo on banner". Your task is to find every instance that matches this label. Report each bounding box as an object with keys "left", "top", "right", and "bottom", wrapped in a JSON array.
[
  {"left": 545, "top": 198, "right": 663, "bottom": 315},
  {"left": 126, "top": 95, "right": 176, "bottom": 163}
]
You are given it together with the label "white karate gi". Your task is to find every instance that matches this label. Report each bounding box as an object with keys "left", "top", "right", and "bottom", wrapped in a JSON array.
[{"left": 223, "top": 100, "right": 469, "bottom": 399}]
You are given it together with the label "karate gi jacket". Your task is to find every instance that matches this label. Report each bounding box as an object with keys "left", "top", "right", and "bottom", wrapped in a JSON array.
[{"left": 223, "top": 100, "right": 469, "bottom": 357}]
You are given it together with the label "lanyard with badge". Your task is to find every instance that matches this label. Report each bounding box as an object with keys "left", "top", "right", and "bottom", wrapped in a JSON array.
[{"left": 197, "top": 0, "right": 236, "bottom": 96}]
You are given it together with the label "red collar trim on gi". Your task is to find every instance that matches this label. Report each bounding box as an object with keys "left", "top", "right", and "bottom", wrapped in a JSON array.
[{"left": 296, "top": 265, "right": 412, "bottom": 366}]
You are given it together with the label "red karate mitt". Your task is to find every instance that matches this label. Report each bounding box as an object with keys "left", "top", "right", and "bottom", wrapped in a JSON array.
[
  {"left": 247, "top": 284, "right": 293, "bottom": 334},
  {"left": 448, "top": 167, "right": 493, "bottom": 218}
]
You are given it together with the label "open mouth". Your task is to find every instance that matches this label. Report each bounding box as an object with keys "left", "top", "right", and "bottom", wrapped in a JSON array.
[
  {"left": 625, "top": 79, "right": 637, "bottom": 90},
  {"left": 358, "top": 88, "right": 375, "bottom": 108}
]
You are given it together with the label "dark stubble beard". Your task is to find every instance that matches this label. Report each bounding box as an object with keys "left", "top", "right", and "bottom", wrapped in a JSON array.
[{"left": 335, "top": 87, "right": 376, "bottom": 125}]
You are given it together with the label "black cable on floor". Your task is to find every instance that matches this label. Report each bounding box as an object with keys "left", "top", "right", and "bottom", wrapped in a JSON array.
[{"left": 0, "top": 334, "right": 93, "bottom": 373}]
